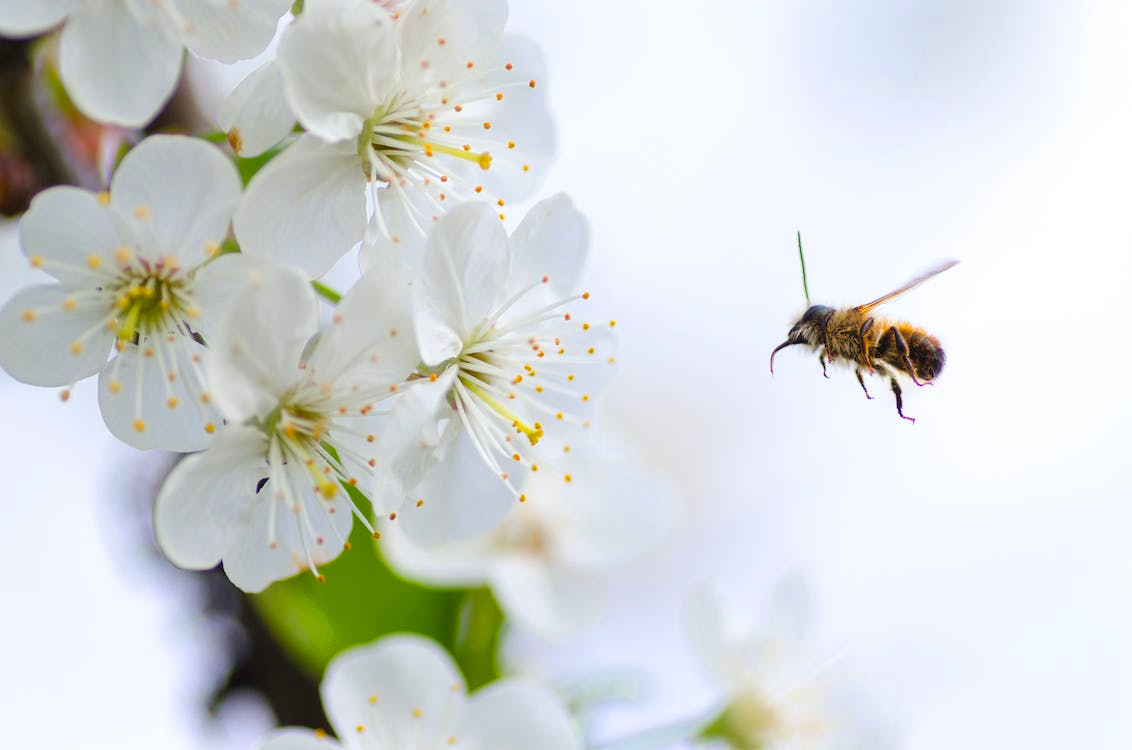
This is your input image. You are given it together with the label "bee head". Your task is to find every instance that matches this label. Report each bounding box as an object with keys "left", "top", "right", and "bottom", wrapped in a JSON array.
[{"left": 770, "top": 305, "right": 832, "bottom": 374}]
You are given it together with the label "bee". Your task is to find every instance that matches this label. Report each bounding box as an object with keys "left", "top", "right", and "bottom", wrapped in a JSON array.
[{"left": 770, "top": 233, "right": 957, "bottom": 423}]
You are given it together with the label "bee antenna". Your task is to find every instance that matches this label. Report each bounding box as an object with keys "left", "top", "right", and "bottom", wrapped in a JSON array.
[{"left": 796, "top": 230, "right": 811, "bottom": 307}]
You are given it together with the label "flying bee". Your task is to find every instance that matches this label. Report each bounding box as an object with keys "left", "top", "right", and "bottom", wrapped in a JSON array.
[{"left": 770, "top": 232, "right": 957, "bottom": 423}]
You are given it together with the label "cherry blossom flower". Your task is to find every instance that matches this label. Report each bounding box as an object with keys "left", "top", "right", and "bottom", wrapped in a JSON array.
[
  {"left": 381, "top": 429, "right": 680, "bottom": 639},
  {"left": 231, "top": 0, "right": 554, "bottom": 277},
  {"left": 370, "top": 195, "right": 615, "bottom": 545},
  {"left": 256, "top": 633, "right": 581, "bottom": 750},
  {"left": 154, "top": 261, "right": 418, "bottom": 592},
  {"left": 0, "top": 0, "right": 293, "bottom": 127},
  {"left": 0, "top": 134, "right": 255, "bottom": 451},
  {"left": 687, "top": 584, "right": 894, "bottom": 750}
]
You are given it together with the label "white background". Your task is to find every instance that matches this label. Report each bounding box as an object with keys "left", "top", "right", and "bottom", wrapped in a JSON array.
[{"left": 4, "top": 1, "right": 1132, "bottom": 747}]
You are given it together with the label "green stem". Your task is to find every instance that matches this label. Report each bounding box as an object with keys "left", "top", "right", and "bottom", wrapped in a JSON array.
[
  {"left": 311, "top": 280, "right": 342, "bottom": 304},
  {"left": 452, "top": 588, "right": 504, "bottom": 691}
]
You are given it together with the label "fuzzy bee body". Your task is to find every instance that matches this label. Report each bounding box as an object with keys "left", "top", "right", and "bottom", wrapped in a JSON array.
[{"left": 770, "top": 260, "right": 957, "bottom": 422}]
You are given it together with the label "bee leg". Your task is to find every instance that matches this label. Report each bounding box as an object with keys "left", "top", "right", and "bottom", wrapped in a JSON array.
[
  {"left": 818, "top": 349, "right": 830, "bottom": 378},
  {"left": 859, "top": 318, "right": 876, "bottom": 373},
  {"left": 884, "top": 326, "right": 927, "bottom": 386},
  {"left": 854, "top": 367, "right": 873, "bottom": 399},
  {"left": 889, "top": 376, "right": 915, "bottom": 423}
]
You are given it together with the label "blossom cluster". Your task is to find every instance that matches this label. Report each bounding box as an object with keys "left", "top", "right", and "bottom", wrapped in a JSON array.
[{"left": 0, "top": 1, "right": 888, "bottom": 748}]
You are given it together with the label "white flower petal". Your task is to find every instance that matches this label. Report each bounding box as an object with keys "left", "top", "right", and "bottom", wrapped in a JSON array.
[
  {"left": 110, "top": 135, "right": 241, "bottom": 267},
  {"left": 257, "top": 728, "right": 344, "bottom": 750},
  {"left": 396, "top": 427, "right": 517, "bottom": 546},
  {"left": 187, "top": 252, "right": 278, "bottom": 340},
  {"left": 221, "top": 475, "right": 354, "bottom": 593},
  {"left": 207, "top": 264, "right": 319, "bottom": 422},
  {"left": 463, "top": 679, "right": 581, "bottom": 750},
  {"left": 234, "top": 134, "right": 367, "bottom": 278},
  {"left": 550, "top": 432, "right": 680, "bottom": 570},
  {"left": 18, "top": 186, "right": 124, "bottom": 286},
  {"left": 307, "top": 260, "right": 418, "bottom": 388},
  {"left": 0, "top": 0, "right": 78, "bottom": 36},
  {"left": 396, "top": 0, "right": 508, "bottom": 91},
  {"left": 321, "top": 634, "right": 466, "bottom": 747},
  {"left": 59, "top": 0, "right": 182, "bottom": 126},
  {"left": 414, "top": 202, "right": 510, "bottom": 364},
  {"left": 379, "top": 524, "right": 493, "bottom": 588},
  {"left": 277, "top": 0, "right": 396, "bottom": 142},
  {"left": 219, "top": 60, "right": 296, "bottom": 157},
  {"left": 0, "top": 284, "right": 114, "bottom": 386},
  {"left": 507, "top": 193, "right": 589, "bottom": 298},
  {"left": 372, "top": 371, "right": 455, "bottom": 516},
  {"left": 174, "top": 0, "right": 292, "bottom": 62},
  {"left": 486, "top": 556, "right": 596, "bottom": 640},
  {"left": 154, "top": 425, "right": 267, "bottom": 571},
  {"left": 98, "top": 337, "right": 216, "bottom": 452}
]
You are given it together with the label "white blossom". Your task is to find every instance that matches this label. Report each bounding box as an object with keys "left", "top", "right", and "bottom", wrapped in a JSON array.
[
  {"left": 382, "top": 429, "right": 680, "bottom": 640},
  {"left": 256, "top": 633, "right": 581, "bottom": 750},
  {"left": 0, "top": 0, "right": 293, "bottom": 127},
  {"left": 0, "top": 135, "right": 252, "bottom": 451},
  {"left": 371, "top": 195, "right": 615, "bottom": 546},
  {"left": 232, "top": 0, "right": 555, "bottom": 277},
  {"left": 154, "top": 262, "right": 419, "bottom": 592},
  {"left": 687, "top": 584, "right": 893, "bottom": 750}
]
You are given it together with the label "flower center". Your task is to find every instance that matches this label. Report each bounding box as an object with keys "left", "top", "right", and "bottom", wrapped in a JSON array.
[
  {"left": 360, "top": 96, "right": 493, "bottom": 183},
  {"left": 110, "top": 262, "right": 193, "bottom": 342}
]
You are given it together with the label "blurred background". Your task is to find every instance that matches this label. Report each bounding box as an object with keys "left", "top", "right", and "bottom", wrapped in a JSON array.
[{"left": 4, "top": 0, "right": 1132, "bottom": 747}]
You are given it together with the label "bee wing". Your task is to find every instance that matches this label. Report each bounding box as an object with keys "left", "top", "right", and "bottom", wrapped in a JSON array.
[{"left": 854, "top": 259, "right": 959, "bottom": 313}]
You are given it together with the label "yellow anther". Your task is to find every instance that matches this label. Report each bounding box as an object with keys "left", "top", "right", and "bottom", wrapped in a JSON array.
[
  {"left": 133, "top": 205, "right": 150, "bottom": 219},
  {"left": 29, "top": 255, "right": 43, "bottom": 268},
  {"left": 167, "top": 397, "right": 178, "bottom": 409},
  {"left": 227, "top": 128, "right": 244, "bottom": 154},
  {"left": 320, "top": 482, "right": 338, "bottom": 499},
  {"left": 133, "top": 419, "right": 146, "bottom": 432},
  {"left": 204, "top": 241, "right": 219, "bottom": 256},
  {"left": 20, "top": 310, "right": 35, "bottom": 322},
  {"left": 477, "top": 152, "right": 492, "bottom": 170},
  {"left": 96, "top": 191, "right": 110, "bottom": 205},
  {"left": 204, "top": 423, "right": 215, "bottom": 434},
  {"left": 116, "top": 246, "right": 131, "bottom": 263},
  {"left": 87, "top": 254, "right": 102, "bottom": 269},
  {"left": 564, "top": 474, "right": 572, "bottom": 482},
  {"left": 70, "top": 341, "right": 83, "bottom": 355}
]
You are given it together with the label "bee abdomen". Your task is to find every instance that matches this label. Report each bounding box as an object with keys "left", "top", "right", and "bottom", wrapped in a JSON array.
[{"left": 907, "top": 329, "right": 945, "bottom": 380}]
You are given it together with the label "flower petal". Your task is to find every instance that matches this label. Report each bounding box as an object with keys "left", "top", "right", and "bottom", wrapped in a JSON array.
[
  {"left": 154, "top": 425, "right": 267, "bottom": 571},
  {"left": 507, "top": 193, "right": 589, "bottom": 298},
  {"left": 463, "top": 679, "right": 581, "bottom": 750},
  {"left": 414, "top": 202, "right": 510, "bottom": 365},
  {"left": 549, "top": 431, "right": 680, "bottom": 570},
  {"left": 379, "top": 524, "right": 493, "bottom": 588},
  {"left": 276, "top": 0, "right": 396, "bottom": 142},
  {"left": 98, "top": 336, "right": 217, "bottom": 452},
  {"left": 0, "top": 0, "right": 78, "bottom": 36},
  {"left": 396, "top": 427, "right": 517, "bottom": 546},
  {"left": 219, "top": 60, "right": 296, "bottom": 158},
  {"left": 207, "top": 264, "right": 319, "bottom": 422},
  {"left": 186, "top": 251, "right": 277, "bottom": 341},
  {"left": 174, "top": 0, "right": 292, "bottom": 62},
  {"left": 396, "top": 0, "right": 508, "bottom": 92},
  {"left": 257, "top": 728, "right": 344, "bottom": 750},
  {"left": 234, "top": 134, "right": 367, "bottom": 278},
  {"left": 18, "top": 186, "right": 125, "bottom": 286},
  {"left": 0, "top": 284, "right": 114, "bottom": 386},
  {"left": 110, "top": 135, "right": 241, "bottom": 268},
  {"left": 371, "top": 370, "right": 456, "bottom": 516},
  {"left": 321, "top": 634, "right": 466, "bottom": 747},
  {"left": 221, "top": 473, "right": 354, "bottom": 593},
  {"left": 486, "top": 556, "right": 596, "bottom": 640},
  {"left": 307, "top": 259, "right": 418, "bottom": 388},
  {"left": 59, "top": 0, "right": 182, "bottom": 126}
]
